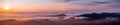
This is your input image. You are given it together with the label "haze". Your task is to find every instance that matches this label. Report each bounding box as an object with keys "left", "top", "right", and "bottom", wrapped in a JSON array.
[{"left": 0, "top": 0, "right": 120, "bottom": 13}]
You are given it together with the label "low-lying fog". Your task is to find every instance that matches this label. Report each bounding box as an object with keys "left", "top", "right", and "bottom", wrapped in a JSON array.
[
  {"left": 0, "top": 13, "right": 120, "bottom": 25},
  {"left": 0, "top": 17, "right": 119, "bottom": 25}
]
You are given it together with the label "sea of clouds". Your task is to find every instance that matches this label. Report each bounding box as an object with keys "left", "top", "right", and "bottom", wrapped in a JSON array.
[{"left": 0, "top": 16, "right": 119, "bottom": 25}]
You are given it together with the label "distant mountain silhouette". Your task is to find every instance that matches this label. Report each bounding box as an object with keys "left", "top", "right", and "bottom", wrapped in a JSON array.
[
  {"left": 76, "top": 13, "right": 120, "bottom": 20},
  {"left": 54, "top": 14, "right": 66, "bottom": 16}
]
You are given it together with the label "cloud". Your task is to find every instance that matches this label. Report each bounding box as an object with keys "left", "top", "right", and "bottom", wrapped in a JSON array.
[
  {"left": 58, "top": 0, "right": 114, "bottom": 5},
  {"left": 0, "top": 0, "right": 120, "bottom": 13},
  {"left": 53, "top": 0, "right": 120, "bottom": 13},
  {"left": 0, "top": 17, "right": 119, "bottom": 25}
]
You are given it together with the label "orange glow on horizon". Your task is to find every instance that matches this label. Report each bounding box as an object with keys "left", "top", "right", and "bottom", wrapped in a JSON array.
[
  {"left": 0, "top": 2, "right": 70, "bottom": 12},
  {"left": 4, "top": 4, "right": 10, "bottom": 11}
]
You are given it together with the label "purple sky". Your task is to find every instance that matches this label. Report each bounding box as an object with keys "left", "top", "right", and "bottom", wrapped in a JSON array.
[{"left": 0, "top": 0, "right": 120, "bottom": 13}]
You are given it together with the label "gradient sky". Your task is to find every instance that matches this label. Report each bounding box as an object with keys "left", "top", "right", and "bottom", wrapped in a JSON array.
[{"left": 0, "top": 0, "right": 120, "bottom": 13}]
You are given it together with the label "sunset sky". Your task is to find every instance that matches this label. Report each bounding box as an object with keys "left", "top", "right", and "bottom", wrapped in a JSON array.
[{"left": 0, "top": 0, "right": 120, "bottom": 13}]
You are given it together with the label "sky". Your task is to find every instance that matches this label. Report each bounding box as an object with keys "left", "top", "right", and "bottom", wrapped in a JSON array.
[{"left": 0, "top": 0, "right": 120, "bottom": 13}]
